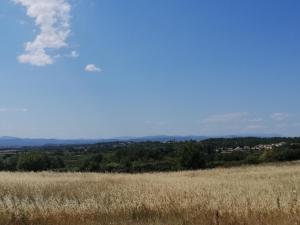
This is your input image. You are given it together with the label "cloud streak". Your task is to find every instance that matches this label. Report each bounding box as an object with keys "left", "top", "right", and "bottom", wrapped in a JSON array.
[
  {"left": 14, "top": 0, "right": 71, "bottom": 66},
  {"left": 0, "top": 108, "right": 28, "bottom": 112},
  {"left": 199, "top": 112, "right": 268, "bottom": 135},
  {"left": 271, "top": 113, "right": 289, "bottom": 121},
  {"left": 201, "top": 112, "right": 249, "bottom": 124}
]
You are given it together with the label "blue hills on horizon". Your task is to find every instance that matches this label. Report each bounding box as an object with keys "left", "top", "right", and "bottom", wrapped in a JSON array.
[
  {"left": 0, "top": 135, "right": 208, "bottom": 148},
  {"left": 0, "top": 134, "right": 282, "bottom": 148}
]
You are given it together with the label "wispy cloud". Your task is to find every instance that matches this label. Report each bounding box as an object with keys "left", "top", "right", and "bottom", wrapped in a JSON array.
[
  {"left": 144, "top": 120, "right": 166, "bottom": 127},
  {"left": 199, "top": 112, "right": 269, "bottom": 135},
  {"left": 19, "top": 19, "right": 27, "bottom": 25},
  {"left": 66, "top": 50, "right": 79, "bottom": 58},
  {"left": 14, "top": 0, "right": 71, "bottom": 66},
  {"left": 293, "top": 122, "right": 300, "bottom": 127},
  {"left": 198, "top": 112, "right": 300, "bottom": 136},
  {"left": 0, "top": 108, "right": 28, "bottom": 112},
  {"left": 271, "top": 113, "right": 289, "bottom": 121},
  {"left": 201, "top": 112, "right": 249, "bottom": 124},
  {"left": 248, "top": 118, "right": 263, "bottom": 123},
  {"left": 85, "top": 64, "right": 102, "bottom": 72},
  {"left": 244, "top": 124, "right": 266, "bottom": 130}
]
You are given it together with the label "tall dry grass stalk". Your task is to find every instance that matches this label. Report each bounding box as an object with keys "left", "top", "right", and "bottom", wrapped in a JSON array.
[{"left": 0, "top": 162, "right": 299, "bottom": 225}]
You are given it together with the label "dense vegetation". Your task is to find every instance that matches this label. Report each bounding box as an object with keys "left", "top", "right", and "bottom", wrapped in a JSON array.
[{"left": 0, "top": 137, "right": 300, "bottom": 172}]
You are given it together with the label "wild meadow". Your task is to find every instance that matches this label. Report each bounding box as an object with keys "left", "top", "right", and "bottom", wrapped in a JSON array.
[{"left": 0, "top": 162, "right": 299, "bottom": 225}]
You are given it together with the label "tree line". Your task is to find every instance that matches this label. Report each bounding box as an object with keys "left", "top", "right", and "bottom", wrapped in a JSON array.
[{"left": 0, "top": 137, "right": 300, "bottom": 172}]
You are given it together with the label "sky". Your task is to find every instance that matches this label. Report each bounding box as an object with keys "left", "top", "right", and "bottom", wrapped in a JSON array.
[{"left": 0, "top": 0, "right": 300, "bottom": 138}]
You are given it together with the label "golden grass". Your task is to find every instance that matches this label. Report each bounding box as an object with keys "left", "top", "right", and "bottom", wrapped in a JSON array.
[{"left": 0, "top": 162, "right": 299, "bottom": 225}]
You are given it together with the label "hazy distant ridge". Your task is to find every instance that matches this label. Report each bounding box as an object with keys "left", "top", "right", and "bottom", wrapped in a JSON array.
[{"left": 0, "top": 136, "right": 208, "bottom": 148}]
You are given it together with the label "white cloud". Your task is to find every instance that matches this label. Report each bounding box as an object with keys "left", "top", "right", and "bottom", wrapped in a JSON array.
[
  {"left": 0, "top": 108, "right": 28, "bottom": 112},
  {"left": 14, "top": 0, "right": 71, "bottom": 66},
  {"left": 85, "top": 64, "right": 102, "bottom": 72},
  {"left": 271, "top": 113, "right": 289, "bottom": 121}
]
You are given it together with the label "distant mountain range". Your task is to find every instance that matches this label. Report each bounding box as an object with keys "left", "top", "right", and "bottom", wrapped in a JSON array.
[
  {"left": 0, "top": 134, "right": 282, "bottom": 148},
  {"left": 0, "top": 136, "right": 101, "bottom": 148},
  {"left": 0, "top": 136, "right": 208, "bottom": 148}
]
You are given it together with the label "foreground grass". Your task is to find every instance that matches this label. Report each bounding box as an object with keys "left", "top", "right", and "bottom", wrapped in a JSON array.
[{"left": 0, "top": 162, "right": 299, "bottom": 225}]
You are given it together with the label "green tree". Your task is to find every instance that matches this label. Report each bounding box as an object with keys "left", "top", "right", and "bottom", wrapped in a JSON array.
[
  {"left": 17, "top": 152, "right": 51, "bottom": 171},
  {"left": 50, "top": 156, "right": 65, "bottom": 170},
  {"left": 81, "top": 153, "right": 103, "bottom": 172},
  {"left": 181, "top": 144, "right": 206, "bottom": 169}
]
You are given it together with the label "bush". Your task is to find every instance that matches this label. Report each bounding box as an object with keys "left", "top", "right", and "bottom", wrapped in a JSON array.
[
  {"left": 244, "top": 154, "right": 260, "bottom": 164},
  {"left": 272, "top": 148, "right": 300, "bottom": 161}
]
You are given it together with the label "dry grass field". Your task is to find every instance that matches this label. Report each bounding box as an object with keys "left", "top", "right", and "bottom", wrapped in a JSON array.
[{"left": 0, "top": 162, "right": 299, "bottom": 225}]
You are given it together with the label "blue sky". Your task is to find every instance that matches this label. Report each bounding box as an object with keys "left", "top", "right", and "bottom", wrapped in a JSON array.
[{"left": 0, "top": 0, "right": 300, "bottom": 138}]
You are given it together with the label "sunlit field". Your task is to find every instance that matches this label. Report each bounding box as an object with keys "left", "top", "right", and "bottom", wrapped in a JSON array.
[{"left": 0, "top": 162, "right": 299, "bottom": 225}]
